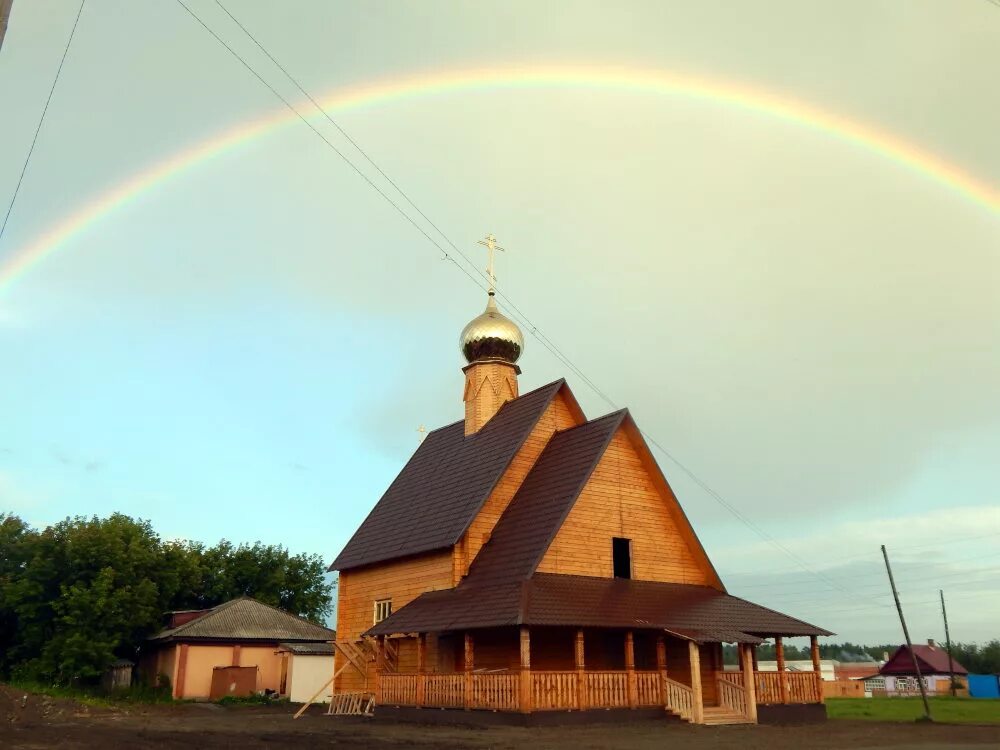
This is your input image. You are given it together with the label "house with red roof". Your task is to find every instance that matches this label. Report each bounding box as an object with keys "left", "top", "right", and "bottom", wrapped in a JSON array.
[
  {"left": 864, "top": 640, "right": 968, "bottom": 696},
  {"left": 328, "top": 254, "right": 831, "bottom": 725}
]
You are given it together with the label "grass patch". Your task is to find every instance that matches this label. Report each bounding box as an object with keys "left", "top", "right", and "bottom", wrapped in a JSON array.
[
  {"left": 10, "top": 681, "right": 176, "bottom": 707},
  {"left": 827, "top": 696, "right": 1000, "bottom": 724}
]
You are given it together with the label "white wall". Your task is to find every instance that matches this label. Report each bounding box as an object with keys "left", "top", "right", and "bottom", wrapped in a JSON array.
[{"left": 289, "top": 654, "right": 335, "bottom": 704}]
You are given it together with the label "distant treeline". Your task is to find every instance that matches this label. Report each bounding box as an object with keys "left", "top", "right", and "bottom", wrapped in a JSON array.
[
  {"left": 0, "top": 512, "right": 334, "bottom": 685},
  {"left": 722, "top": 641, "right": 1000, "bottom": 673}
]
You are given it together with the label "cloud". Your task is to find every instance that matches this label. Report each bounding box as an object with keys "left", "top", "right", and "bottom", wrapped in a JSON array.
[{"left": 713, "top": 506, "right": 1000, "bottom": 643}]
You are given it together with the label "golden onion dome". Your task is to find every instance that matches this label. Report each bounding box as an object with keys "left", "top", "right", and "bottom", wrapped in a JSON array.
[{"left": 460, "top": 295, "right": 524, "bottom": 364}]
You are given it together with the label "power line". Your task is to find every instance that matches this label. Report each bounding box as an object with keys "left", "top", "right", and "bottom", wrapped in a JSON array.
[
  {"left": 207, "top": 0, "right": 624, "bottom": 414},
  {"left": 0, "top": 0, "right": 86, "bottom": 249},
  {"left": 171, "top": 1, "right": 895, "bottom": 610}
]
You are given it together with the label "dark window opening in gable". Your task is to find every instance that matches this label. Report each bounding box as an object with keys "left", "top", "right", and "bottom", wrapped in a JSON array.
[{"left": 612, "top": 537, "right": 632, "bottom": 579}]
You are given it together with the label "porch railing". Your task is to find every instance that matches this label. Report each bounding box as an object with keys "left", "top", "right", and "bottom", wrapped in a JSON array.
[
  {"left": 585, "top": 671, "right": 629, "bottom": 708},
  {"left": 722, "top": 670, "right": 821, "bottom": 704},
  {"left": 377, "top": 667, "right": 821, "bottom": 715},
  {"left": 423, "top": 673, "right": 464, "bottom": 708},
  {"left": 636, "top": 671, "right": 662, "bottom": 706},
  {"left": 717, "top": 677, "right": 748, "bottom": 716},
  {"left": 665, "top": 677, "right": 694, "bottom": 721},
  {"left": 533, "top": 671, "right": 578, "bottom": 710},
  {"left": 473, "top": 672, "right": 519, "bottom": 711}
]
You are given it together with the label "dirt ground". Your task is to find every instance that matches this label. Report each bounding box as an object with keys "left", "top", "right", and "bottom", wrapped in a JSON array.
[{"left": 3, "top": 687, "right": 1000, "bottom": 750}]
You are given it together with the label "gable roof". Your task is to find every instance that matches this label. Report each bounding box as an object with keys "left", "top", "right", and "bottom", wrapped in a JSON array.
[
  {"left": 463, "top": 410, "right": 627, "bottom": 587},
  {"left": 880, "top": 644, "right": 968, "bottom": 675},
  {"left": 365, "top": 406, "right": 826, "bottom": 639},
  {"left": 148, "top": 597, "right": 334, "bottom": 644},
  {"left": 331, "top": 379, "right": 577, "bottom": 571},
  {"left": 368, "top": 573, "right": 832, "bottom": 638},
  {"left": 464, "top": 408, "right": 723, "bottom": 591}
]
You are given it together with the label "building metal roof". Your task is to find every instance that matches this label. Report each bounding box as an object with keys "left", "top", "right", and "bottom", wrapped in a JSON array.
[
  {"left": 148, "top": 597, "right": 334, "bottom": 644},
  {"left": 368, "top": 573, "right": 830, "bottom": 638},
  {"left": 880, "top": 644, "right": 968, "bottom": 676},
  {"left": 278, "top": 641, "right": 336, "bottom": 655},
  {"left": 330, "top": 379, "right": 572, "bottom": 571},
  {"left": 363, "top": 400, "right": 829, "bottom": 640},
  {"left": 464, "top": 409, "right": 627, "bottom": 586}
]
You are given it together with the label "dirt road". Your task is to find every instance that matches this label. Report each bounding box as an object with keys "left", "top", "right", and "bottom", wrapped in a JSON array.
[{"left": 3, "top": 687, "right": 999, "bottom": 749}]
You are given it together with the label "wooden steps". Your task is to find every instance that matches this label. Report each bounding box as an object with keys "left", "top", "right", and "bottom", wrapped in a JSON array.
[{"left": 701, "top": 706, "right": 753, "bottom": 725}]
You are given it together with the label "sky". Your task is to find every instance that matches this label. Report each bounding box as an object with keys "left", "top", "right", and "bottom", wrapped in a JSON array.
[{"left": 1, "top": 0, "right": 998, "bottom": 647}]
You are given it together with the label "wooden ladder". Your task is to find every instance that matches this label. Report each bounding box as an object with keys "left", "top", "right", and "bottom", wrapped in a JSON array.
[{"left": 327, "top": 691, "right": 374, "bottom": 716}]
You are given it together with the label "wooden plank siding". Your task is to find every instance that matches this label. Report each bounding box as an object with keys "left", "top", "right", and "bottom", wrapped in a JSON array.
[
  {"left": 536, "top": 427, "right": 714, "bottom": 585},
  {"left": 334, "top": 550, "right": 453, "bottom": 693},
  {"left": 461, "top": 392, "right": 581, "bottom": 574}
]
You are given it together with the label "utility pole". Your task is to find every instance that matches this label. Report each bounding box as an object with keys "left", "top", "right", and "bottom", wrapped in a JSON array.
[
  {"left": 940, "top": 590, "right": 956, "bottom": 698},
  {"left": 881, "top": 544, "right": 932, "bottom": 721},
  {"left": 0, "top": 0, "right": 13, "bottom": 51}
]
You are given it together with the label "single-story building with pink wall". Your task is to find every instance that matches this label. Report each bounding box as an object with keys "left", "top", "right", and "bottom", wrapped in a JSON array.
[{"left": 139, "top": 597, "right": 334, "bottom": 700}]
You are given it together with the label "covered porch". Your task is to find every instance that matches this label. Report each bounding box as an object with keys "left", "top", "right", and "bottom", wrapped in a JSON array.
[{"left": 370, "top": 627, "right": 824, "bottom": 725}]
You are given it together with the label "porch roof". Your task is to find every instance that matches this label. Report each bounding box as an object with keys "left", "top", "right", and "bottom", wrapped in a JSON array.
[{"left": 367, "top": 573, "right": 832, "bottom": 639}]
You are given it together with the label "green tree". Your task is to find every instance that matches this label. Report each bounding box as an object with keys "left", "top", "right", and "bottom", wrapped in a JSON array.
[{"left": 0, "top": 513, "right": 334, "bottom": 684}]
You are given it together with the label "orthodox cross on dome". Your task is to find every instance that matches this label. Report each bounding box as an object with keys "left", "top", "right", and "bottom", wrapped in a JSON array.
[
  {"left": 477, "top": 233, "right": 505, "bottom": 296},
  {"left": 416, "top": 424, "right": 427, "bottom": 443}
]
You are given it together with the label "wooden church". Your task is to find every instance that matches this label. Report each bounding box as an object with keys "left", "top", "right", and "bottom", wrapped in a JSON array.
[{"left": 329, "top": 241, "right": 830, "bottom": 725}]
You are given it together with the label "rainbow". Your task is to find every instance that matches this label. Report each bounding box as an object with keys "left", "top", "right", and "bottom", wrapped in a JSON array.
[{"left": 2, "top": 65, "right": 998, "bottom": 296}]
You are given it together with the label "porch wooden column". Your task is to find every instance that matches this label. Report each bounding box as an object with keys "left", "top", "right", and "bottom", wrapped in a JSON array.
[
  {"left": 740, "top": 644, "right": 758, "bottom": 723},
  {"left": 687, "top": 640, "right": 704, "bottom": 724},
  {"left": 775, "top": 636, "right": 788, "bottom": 704},
  {"left": 625, "top": 631, "right": 638, "bottom": 708},
  {"left": 575, "top": 629, "right": 586, "bottom": 710},
  {"left": 374, "top": 636, "right": 384, "bottom": 701},
  {"left": 519, "top": 626, "right": 532, "bottom": 713},
  {"left": 810, "top": 635, "right": 824, "bottom": 704},
  {"left": 416, "top": 633, "right": 426, "bottom": 707},
  {"left": 464, "top": 632, "right": 474, "bottom": 710},
  {"left": 656, "top": 635, "right": 668, "bottom": 706}
]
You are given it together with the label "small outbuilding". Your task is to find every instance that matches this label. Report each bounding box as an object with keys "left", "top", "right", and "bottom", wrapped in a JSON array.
[
  {"left": 277, "top": 641, "right": 336, "bottom": 704},
  {"left": 140, "top": 597, "right": 334, "bottom": 700},
  {"left": 864, "top": 640, "right": 967, "bottom": 696}
]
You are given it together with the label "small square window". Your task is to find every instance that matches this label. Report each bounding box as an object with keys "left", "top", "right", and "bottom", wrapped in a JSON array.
[{"left": 374, "top": 599, "right": 392, "bottom": 624}]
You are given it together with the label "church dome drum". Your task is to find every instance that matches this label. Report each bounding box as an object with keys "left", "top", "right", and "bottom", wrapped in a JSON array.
[{"left": 460, "top": 296, "right": 524, "bottom": 364}]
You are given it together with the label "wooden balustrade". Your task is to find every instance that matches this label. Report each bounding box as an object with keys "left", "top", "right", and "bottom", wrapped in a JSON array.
[
  {"left": 473, "top": 673, "right": 519, "bottom": 711},
  {"left": 717, "top": 677, "right": 749, "bottom": 717},
  {"left": 376, "top": 667, "right": 820, "bottom": 716},
  {"left": 783, "top": 672, "right": 819, "bottom": 703},
  {"left": 585, "top": 671, "right": 629, "bottom": 708},
  {"left": 752, "top": 671, "right": 821, "bottom": 705},
  {"left": 665, "top": 677, "right": 694, "bottom": 721},
  {"left": 532, "top": 671, "right": 579, "bottom": 710},
  {"left": 754, "top": 671, "right": 783, "bottom": 704},
  {"left": 720, "top": 670, "right": 744, "bottom": 688},
  {"left": 635, "top": 671, "right": 662, "bottom": 706},
  {"left": 424, "top": 673, "right": 465, "bottom": 708},
  {"left": 378, "top": 673, "right": 417, "bottom": 706}
]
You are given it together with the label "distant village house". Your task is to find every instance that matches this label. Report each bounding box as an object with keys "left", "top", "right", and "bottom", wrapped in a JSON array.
[{"left": 140, "top": 597, "right": 334, "bottom": 701}]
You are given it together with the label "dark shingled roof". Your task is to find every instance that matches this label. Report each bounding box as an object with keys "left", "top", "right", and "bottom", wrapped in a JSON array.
[
  {"left": 365, "top": 410, "right": 830, "bottom": 640},
  {"left": 368, "top": 573, "right": 832, "bottom": 638},
  {"left": 330, "top": 380, "right": 569, "bottom": 571},
  {"left": 149, "top": 597, "right": 334, "bottom": 644},
  {"left": 465, "top": 410, "right": 627, "bottom": 586}
]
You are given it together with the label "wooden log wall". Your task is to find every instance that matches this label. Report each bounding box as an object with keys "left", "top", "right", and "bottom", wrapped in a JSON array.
[
  {"left": 462, "top": 392, "right": 580, "bottom": 571},
  {"left": 334, "top": 550, "right": 452, "bottom": 693},
  {"left": 536, "top": 427, "right": 713, "bottom": 585}
]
